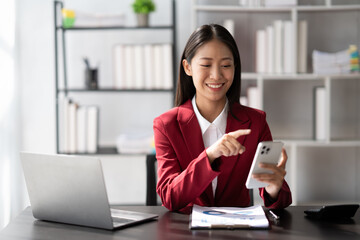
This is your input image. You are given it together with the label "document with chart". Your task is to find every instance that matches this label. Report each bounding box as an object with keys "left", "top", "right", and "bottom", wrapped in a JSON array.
[{"left": 190, "top": 205, "right": 269, "bottom": 229}]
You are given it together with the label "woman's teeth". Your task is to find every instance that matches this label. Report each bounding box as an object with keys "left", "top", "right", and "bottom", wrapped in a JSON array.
[{"left": 207, "top": 83, "right": 223, "bottom": 88}]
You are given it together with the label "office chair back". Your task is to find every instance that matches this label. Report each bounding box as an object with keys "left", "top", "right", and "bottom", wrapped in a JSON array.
[
  {"left": 145, "top": 154, "right": 254, "bottom": 206},
  {"left": 146, "top": 154, "right": 159, "bottom": 206}
]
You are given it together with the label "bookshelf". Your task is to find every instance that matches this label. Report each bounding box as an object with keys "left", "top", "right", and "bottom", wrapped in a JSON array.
[
  {"left": 192, "top": 0, "right": 360, "bottom": 205},
  {"left": 54, "top": 0, "right": 177, "bottom": 155}
]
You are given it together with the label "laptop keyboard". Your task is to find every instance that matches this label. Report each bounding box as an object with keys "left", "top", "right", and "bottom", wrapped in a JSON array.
[
  {"left": 111, "top": 209, "right": 136, "bottom": 225},
  {"left": 110, "top": 208, "right": 157, "bottom": 227},
  {"left": 112, "top": 217, "right": 133, "bottom": 224}
]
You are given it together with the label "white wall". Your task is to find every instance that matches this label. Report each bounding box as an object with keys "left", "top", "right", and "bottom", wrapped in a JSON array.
[
  {"left": 19, "top": 0, "right": 55, "bottom": 154},
  {"left": 18, "top": 0, "right": 192, "bottom": 205}
]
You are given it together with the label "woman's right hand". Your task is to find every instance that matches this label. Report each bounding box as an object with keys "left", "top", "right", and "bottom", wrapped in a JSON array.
[{"left": 206, "top": 129, "right": 251, "bottom": 163}]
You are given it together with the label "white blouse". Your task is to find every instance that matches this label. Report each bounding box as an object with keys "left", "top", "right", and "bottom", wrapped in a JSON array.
[{"left": 192, "top": 95, "right": 228, "bottom": 197}]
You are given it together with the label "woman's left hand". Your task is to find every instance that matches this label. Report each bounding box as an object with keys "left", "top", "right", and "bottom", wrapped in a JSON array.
[{"left": 252, "top": 148, "right": 288, "bottom": 200}]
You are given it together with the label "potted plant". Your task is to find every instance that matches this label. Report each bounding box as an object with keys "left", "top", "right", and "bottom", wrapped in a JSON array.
[{"left": 132, "top": 0, "right": 156, "bottom": 27}]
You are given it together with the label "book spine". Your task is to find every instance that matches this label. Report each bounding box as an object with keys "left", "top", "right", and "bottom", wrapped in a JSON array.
[
  {"left": 134, "top": 45, "right": 145, "bottom": 89},
  {"left": 87, "top": 106, "right": 99, "bottom": 153},
  {"left": 153, "top": 45, "right": 163, "bottom": 89},
  {"left": 144, "top": 44, "right": 155, "bottom": 89},
  {"left": 223, "top": 19, "right": 235, "bottom": 36},
  {"left": 114, "top": 44, "right": 126, "bottom": 89},
  {"left": 68, "top": 101, "right": 78, "bottom": 153},
  {"left": 266, "top": 25, "right": 275, "bottom": 73},
  {"left": 283, "top": 21, "right": 294, "bottom": 74},
  {"left": 124, "top": 45, "right": 135, "bottom": 89},
  {"left": 297, "top": 21, "right": 308, "bottom": 73},
  {"left": 314, "top": 87, "right": 326, "bottom": 141},
  {"left": 162, "top": 44, "right": 173, "bottom": 89},
  {"left": 256, "top": 30, "right": 266, "bottom": 73},
  {"left": 240, "top": 96, "right": 248, "bottom": 106},
  {"left": 76, "top": 106, "right": 87, "bottom": 153},
  {"left": 274, "top": 20, "right": 283, "bottom": 74},
  {"left": 60, "top": 96, "right": 70, "bottom": 153},
  {"left": 247, "top": 86, "right": 261, "bottom": 110}
]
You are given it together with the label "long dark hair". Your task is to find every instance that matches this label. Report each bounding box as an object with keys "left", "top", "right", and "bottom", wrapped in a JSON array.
[{"left": 175, "top": 24, "right": 241, "bottom": 110}]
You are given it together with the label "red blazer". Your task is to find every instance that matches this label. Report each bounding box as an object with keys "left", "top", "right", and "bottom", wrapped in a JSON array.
[{"left": 153, "top": 100, "right": 292, "bottom": 213}]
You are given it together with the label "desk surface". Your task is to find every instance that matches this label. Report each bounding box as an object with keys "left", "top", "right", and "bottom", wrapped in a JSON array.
[{"left": 1, "top": 206, "right": 359, "bottom": 240}]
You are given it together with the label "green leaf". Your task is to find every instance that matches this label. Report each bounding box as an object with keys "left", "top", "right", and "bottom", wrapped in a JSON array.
[{"left": 132, "top": 0, "right": 156, "bottom": 14}]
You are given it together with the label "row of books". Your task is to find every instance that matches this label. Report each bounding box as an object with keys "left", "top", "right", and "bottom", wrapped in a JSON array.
[
  {"left": 60, "top": 97, "right": 99, "bottom": 154},
  {"left": 113, "top": 43, "right": 173, "bottom": 90},
  {"left": 255, "top": 20, "right": 308, "bottom": 74},
  {"left": 312, "top": 45, "right": 360, "bottom": 74}
]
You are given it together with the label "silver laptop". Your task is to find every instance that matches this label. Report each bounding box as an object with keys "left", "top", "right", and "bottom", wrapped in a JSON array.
[{"left": 20, "top": 152, "right": 158, "bottom": 230}]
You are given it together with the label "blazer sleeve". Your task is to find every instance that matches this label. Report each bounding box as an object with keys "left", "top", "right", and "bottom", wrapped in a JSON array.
[
  {"left": 153, "top": 116, "right": 219, "bottom": 212},
  {"left": 257, "top": 113, "right": 292, "bottom": 209}
]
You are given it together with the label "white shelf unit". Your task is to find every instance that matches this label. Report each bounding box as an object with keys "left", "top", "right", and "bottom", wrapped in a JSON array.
[
  {"left": 192, "top": 0, "right": 360, "bottom": 205},
  {"left": 54, "top": 0, "right": 177, "bottom": 155}
]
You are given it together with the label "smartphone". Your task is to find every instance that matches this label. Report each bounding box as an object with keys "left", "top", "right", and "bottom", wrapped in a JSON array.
[{"left": 245, "top": 141, "right": 284, "bottom": 189}]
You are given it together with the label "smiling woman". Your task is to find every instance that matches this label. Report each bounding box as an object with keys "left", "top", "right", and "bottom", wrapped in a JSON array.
[
  {"left": 153, "top": 24, "right": 292, "bottom": 214},
  {"left": 182, "top": 39, "right": 235, "bottom": 122},
  {"left": 0, "top": 0, "right": 26, "bottom": 231}
]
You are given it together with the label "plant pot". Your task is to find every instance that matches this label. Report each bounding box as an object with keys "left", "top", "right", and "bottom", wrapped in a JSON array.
[{"left": 136, "top": 13, "right": 149, "bottom": 27}]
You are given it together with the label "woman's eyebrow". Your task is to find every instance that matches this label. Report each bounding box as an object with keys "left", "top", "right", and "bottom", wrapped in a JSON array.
[
  {"left": 198, "top": 57, "right": 233, "bottom": 60},
  {"left": 198, "top": 57, "right": 212, "bottom": 60}
]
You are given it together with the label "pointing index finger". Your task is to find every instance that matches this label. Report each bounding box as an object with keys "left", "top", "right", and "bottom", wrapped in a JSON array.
[{"left": 228, "top": 129, "right": 251, "bottom": 139}]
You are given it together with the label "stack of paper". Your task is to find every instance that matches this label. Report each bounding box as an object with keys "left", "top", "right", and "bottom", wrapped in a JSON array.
[
  {"left": 190, "top": 204, "right": 269, "bottom": 229},
  {"left": 116, "top": 133, "right": 155, "bottom": 154},
  {"left": 349, "top": 45, "right": 360, "bottom": 72},
  {"left": 312, "top": 49, "right": 351, "bottom": 74}
]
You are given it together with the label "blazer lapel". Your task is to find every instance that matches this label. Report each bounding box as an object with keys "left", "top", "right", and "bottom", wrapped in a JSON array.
[
  {"left": 177, "top": 100, "right": 205, "bottom": 161},
  {"left": 215, "top": 105, "right": 251, "bottom": 201},
  {"left": 177, "top": 100, "right": 215, "bottom": 205}
]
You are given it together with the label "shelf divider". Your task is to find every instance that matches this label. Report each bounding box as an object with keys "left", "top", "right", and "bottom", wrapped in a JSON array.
[{"left": 58, "top": 25, "right": 174, "bottom": 31}]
